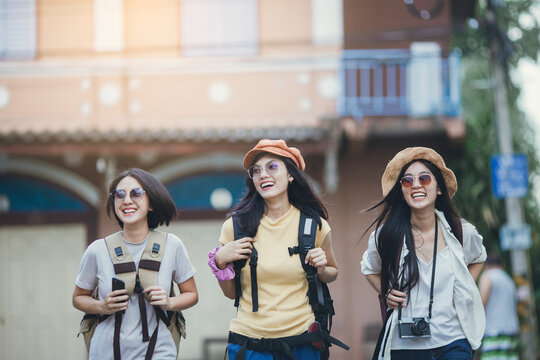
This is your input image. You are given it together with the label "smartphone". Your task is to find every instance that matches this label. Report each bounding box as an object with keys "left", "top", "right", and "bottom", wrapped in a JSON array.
[{"left": 111, "top": 278, "right": 126, "bottom": 314}]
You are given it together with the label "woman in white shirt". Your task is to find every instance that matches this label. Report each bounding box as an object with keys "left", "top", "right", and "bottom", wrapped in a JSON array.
[{"left": 361, "top": 147, "right": 486, "bottom": 360}]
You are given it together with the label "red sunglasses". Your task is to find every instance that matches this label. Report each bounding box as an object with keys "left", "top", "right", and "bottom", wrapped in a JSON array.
[{"left": 400, "top": 174, "right": 432, "bottom": 188}]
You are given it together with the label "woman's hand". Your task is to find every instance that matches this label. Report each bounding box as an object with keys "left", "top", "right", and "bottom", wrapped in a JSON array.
[
  {"left": 144, "top": 286, "right": 172, "bottom": 310},
  {"left": 385, "top": 289, "right": 407, "bottom": 309},
  {"left": 101, "top": 289, "right": 129, "bottom": 314},
  {"left": 305, "top": 247, "right": 327, "bottom": 274},
  {"left": 215, "top": 237, "right": 256, "bottom": 269}
]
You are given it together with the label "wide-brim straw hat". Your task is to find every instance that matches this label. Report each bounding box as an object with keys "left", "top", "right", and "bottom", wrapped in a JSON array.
[
  {"left": 381, "top": 147, "right": 458, "bottom": 198},
  {"left": 243, "top": 139, "right": 305, "bottom": 171}
]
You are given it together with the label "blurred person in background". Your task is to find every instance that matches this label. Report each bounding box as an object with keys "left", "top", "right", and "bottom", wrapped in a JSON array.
[
  {"left": 361, "top": 147, "right": 486, "bottom": 360},
  {"left": 478, "top": 254, "right": 520, "bottom": 360}
]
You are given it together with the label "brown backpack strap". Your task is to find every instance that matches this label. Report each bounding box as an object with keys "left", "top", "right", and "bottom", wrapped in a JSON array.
[
  {"left": 105, "top": 230, "right": 169, "bottom": 360},
  {"left": 139, "top": 230, "right": 168, "bottom": 360},
  {"left": 138, "top": 230, "right": 168, "bottom": 301},
  {"left": 105, "top": 232, "right": 137, "bottom": 296}
]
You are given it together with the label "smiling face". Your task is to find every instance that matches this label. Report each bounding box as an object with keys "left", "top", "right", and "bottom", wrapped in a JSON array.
[
  {"left": 251, "top": 155, "right": 292, "bottom": 202},
  {"left": 113, "top": 176, "right": 151, "bottom": 228},
  {"left": 401, "top": 161, "right": 441, "bottom": 211}
]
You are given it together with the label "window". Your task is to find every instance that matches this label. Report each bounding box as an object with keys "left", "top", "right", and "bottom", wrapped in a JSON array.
[
  {"left": 166, "top": 172, "right": 245, "bottom": 211},
  {"left": 311, "top": 0, "right": 343, "bottom": 45},
  {"left": 0, "top": 175, "right": 88, "bottom": 213},
  {"left": 94, "top": 0, "right": 124, "bottom": 52},
  {"left": 180, "top": 0, "right": 257, "bottom": 56},
  {"left": 408, "top": 42, "right": 442, "bottom": 117},
  {"left": 0, "top": 0, "right": 37, "bottom": 60}
]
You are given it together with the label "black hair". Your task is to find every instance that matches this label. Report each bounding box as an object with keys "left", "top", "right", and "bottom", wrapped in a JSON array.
[
  {"left": 229, "top": 155, "right": 328, "bottom": 236},
  {"left": 106, "top": 168, "right": 177, "bottom": 229},
  {"left": 364, "top": 159, "right": 463, "bottom": 297},
  {"left": 486, "top": 254, "right": 503, "bottom": 266}
]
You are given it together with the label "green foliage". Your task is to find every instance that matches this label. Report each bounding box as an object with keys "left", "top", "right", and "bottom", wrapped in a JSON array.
[{"left": 449, "top": 0, "right": 540, "bottom": 346}]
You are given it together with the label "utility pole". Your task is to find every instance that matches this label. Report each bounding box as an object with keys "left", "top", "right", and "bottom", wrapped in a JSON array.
[{"left": 486, "top": 1, "right": 538, "bottom": 359}]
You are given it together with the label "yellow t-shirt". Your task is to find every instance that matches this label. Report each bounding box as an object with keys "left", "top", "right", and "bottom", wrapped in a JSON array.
[{"left": 219, "top": 205, "right": 331, "bottom": 338}]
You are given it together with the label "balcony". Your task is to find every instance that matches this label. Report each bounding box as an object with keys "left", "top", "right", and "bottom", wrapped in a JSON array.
[{"left": 338, "top": 47, "right": 462, "bottom": 120}]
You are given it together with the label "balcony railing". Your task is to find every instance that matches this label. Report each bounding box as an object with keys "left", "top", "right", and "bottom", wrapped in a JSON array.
[{"left": 338, "top": 48, "right": 461, "bottom": 119}]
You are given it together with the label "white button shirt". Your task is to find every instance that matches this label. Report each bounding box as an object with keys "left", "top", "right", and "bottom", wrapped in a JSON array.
[{"left": 361, "top": 209, "right": 487, "bottom": 359}]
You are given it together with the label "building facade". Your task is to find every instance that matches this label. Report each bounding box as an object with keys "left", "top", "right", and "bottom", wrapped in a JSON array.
[{"left": 0, "top": 0, "right": 473, "bottom": 359}]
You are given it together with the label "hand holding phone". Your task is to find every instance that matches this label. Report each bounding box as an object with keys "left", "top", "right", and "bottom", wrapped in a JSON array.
[{"left": 111, "top": 278, "right": 126, "bottom": 314}]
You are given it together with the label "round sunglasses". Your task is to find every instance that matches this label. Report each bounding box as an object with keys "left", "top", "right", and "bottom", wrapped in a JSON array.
[
  {"left": 400, "top": 174, "right": 433, "bottom": 188},
  {"left": 247, "top": 160, "right": 281, "bottom": 179},
  {"left": 111, "top": 187, "right": 146, "bottom": 202}
]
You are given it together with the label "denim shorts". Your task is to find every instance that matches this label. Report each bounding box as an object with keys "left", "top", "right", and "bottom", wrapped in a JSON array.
[
  {"left": 391, "top": 338, "right": 473, "bottom": 360},
  {"left": 226, "top": 343, "right": 320, "bottom": 360}
]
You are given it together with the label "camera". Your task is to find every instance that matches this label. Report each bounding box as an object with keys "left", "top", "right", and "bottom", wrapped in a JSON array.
[{"left": 398, "top": 316, "right": 431, "bottom": 338}]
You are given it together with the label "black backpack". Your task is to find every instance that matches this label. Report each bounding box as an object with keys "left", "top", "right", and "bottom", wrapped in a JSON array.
[{"left": 232, "top": 212, "right": 349, "bottom": 359}]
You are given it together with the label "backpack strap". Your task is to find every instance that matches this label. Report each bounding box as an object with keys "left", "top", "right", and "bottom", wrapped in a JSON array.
[
  {"left": 105, "top": 231, "right": 137, "bottom": 296},
  {"left": 289, "top": 212, "right": 349, "bottom": 358},
  {"left": 232, "top": 215, "right": 259, "bottom": 312},
  {"left": 292, "top": 212, "right": 325, "bottom": 308},
  {"left": 138, "top": 230, "right": 168, "bottom": 302},
  {"left": 104, "top": 230, "right": 171, "bottom": 360}
]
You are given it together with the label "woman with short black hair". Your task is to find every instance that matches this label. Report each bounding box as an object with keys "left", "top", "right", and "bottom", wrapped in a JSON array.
[
  {"left": 73, "top": 168, "right": 198, "bottom": 360},
  {"left": 362, "top": 147, "right": 486, "bottom": 360},
  {"left": 106, "top": 168, "right": 177, "bottom": 230}
]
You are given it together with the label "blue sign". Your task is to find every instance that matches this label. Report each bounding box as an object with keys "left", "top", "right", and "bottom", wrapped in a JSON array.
[
  {"left": 500, "top": 223, "right": 532, "bottom": 250},
  {"left": 490, "top": 154, "right": 528, "bottom": 198}
]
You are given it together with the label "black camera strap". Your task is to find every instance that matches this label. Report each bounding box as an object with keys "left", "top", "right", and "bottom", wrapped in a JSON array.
[
  {"left": 427, "top": 219, "right": 438, "bottom": 319},
  {"left": 398, "top": 218, "right": 438, "bottom": 320}
]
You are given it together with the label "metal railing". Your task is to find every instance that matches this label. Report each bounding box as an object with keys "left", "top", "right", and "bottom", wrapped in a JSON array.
[{"left": 338, "top": 48, "right": 461, "bottom": 119}]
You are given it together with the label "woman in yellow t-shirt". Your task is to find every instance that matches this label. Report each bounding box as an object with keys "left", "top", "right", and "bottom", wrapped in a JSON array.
[{"left": 208, "top": 139, "right": 339, "bottom": 360}]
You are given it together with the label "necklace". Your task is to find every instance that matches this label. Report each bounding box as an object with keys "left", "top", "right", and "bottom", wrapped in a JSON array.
[
  {"left": 411, "top": 222, "right": 440, "bottom": 262},
  {"left": 411, "top": 227, "right": 425, "bottom": 249},
  {"left": 416, "top": 245, "right": 432, "bottom": 262},
  {"left": 412, "top": 228, "right": 432, "bottom": 261}
]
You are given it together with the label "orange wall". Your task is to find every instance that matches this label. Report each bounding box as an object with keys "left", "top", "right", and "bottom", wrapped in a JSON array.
[
  {"left": 125, "top": 0, "right": 180, "bottom": 57},
  {"left": 259, "top": 0, "right": 313, "bottom": 54},
  {"left": 38, "top": 0, "right": 94, "bottom": 58},
  {"left": 34, "top": 0, "right": 339, "bottom": 59},
  {"left": 0, "top": 68, "right": 338, "bottom": 132}
]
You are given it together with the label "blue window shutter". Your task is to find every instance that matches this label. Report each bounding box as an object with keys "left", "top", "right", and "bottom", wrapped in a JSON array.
[{"left": 0, "top": 0, "right": 37, "bottom": 60}]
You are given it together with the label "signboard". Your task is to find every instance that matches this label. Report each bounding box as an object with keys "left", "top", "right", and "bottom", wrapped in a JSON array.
[
  {"left": 490, "top": 154, "right": 528, "bottom": 198},
  {"left": 500, "top": 223, "right": 532, "bottom": 251}
]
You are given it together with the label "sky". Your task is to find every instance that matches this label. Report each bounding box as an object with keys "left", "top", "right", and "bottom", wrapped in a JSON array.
[
  {"left": 517, "top": 59, "right": 540, "bottom": 143},
  {"left": 516, "top": 3, "right": 540, "bottom": 200},
  {"left": 516, "top": 59, "right": 540, "bottom": 200}
]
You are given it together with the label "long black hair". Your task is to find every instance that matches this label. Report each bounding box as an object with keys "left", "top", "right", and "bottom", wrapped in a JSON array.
[
  {"left": 229, "top": 156, "right": 329, "bottom": 236},
  {"left": 365, "top": 159, "right": 463, "bottom": 297}
]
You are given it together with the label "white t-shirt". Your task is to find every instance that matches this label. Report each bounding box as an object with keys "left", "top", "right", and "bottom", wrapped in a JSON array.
[
  {"left": 76, "top": 232, "right": 196, "bottom": 360},
  {"left": 391, "top": 246, "right": 464, "bottom": 349},
  {"left": 483, "top": 268, "right": 519, "bottom": 336}
]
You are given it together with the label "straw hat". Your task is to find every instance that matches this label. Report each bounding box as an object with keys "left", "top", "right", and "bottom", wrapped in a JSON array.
[
  {"left": 243, "top": 139, "right": 305, "bottom": 171},
  {"left": 381, "top": 147, "right": 457, "bottom": 198}
]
